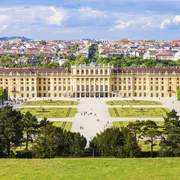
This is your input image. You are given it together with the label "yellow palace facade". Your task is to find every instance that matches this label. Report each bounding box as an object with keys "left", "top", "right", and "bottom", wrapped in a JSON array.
[{"left": 0, "top": 64, "right": 179, "bottom": 98}]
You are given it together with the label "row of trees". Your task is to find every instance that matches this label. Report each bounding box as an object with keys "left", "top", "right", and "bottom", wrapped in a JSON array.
[
  {"left": 90, "top": 109, "right": 180, "bottom": 158},
  {"left": 1, "top": 53, "right": 180, "bottom": 68},
  {"left": 0, "top": 106, "right": 180, "bottom": 158},
  {"left": 0, "top": 106, "right": 86, "bottom": 158}
]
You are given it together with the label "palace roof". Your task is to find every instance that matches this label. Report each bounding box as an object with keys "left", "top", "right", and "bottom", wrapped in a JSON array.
[
  {"left": 0, "top": 67, "right": 180, "bottom": 75},
  {"left": 113, "top": 67, "right": 180, "bottom": 74}
]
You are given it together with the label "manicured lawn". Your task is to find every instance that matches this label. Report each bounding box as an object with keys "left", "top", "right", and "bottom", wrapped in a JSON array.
[
  {"left": 0, "top": 159, "right": 180, "bottom": 180},
  {"left": 109, "top": 108, "right": 169, "bottom": 118},
  {"left": 53, "top": 121, "right": 72, "bottom": 131},
  {"left": 106, "top": 100, "right": 162, "bottom": 105},
  {"left": 23, "top": 100, "right": 78, "bottom": 106},
  {"left": 138, "top": 140, "right": 160, "bottom": 152},
  {"left": 17, "top": 108, "right": 76, "bottom": 118},
  {"left": 113, "top": 121, "right": 164, "bottom": 128}
]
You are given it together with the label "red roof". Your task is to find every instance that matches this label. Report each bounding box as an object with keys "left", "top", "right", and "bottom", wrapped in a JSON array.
[
  {"left": 172, "top": 40, "right": 180, "bottom": 43},
  {"left": 157, "top": 54, "right": 174, "bottom": 57}
]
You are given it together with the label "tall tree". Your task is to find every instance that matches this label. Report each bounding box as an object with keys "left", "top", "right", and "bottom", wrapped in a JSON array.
[
  {"left": 0, "top": 106, "right": 23, "bottom": 157},
  {"left": 142, "top": 120, "right": 161, "bottom": 158},
  {"left": 64, "top": 131, "right": 87, "bottom": 156},
  {"left": 127, "top": 120, "right": 144, "bottom": 141},
  {"left": 23, "top": 111, "right": 39, "bottom": 150},
  {"left": 160, "top": 109, "right": 180, "bottom": 156},
  {"left": 90, "top": 127, "right": 141, "bottom": 157},
  {"left": 39, "top": 117, "right": 53, "bottom": 128},
  {"left": 33, "top": 124, "right": 58, "bottom": 158}
]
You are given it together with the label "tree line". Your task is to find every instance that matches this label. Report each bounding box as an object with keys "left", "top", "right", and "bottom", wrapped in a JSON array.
[
  {"left": 0, "top": 106, "right": 180, "bottom": 158},
  {"left": 0, "top": 106, "right": 86, "bottom": 158},
  {"left": 2, "top": 53, "right": 180, "bottom": 69}
]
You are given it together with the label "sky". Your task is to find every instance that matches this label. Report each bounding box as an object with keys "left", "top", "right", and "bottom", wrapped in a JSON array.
[{"left": 0, "top": 0, "right": 180, "bottom": 40}]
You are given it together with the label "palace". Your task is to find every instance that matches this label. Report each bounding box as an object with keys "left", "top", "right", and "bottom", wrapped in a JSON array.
[{"left": 0, "top": 64, "right": 180, "bottom": 98}]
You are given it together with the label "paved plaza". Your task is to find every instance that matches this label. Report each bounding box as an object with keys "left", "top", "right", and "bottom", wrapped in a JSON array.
[{"left": 6, "top": 97, "right": 180, "bottom": 146}]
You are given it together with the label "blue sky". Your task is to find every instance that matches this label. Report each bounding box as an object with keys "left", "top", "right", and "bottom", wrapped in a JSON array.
[{"left": 0, "top": 0, "right": 180, "bottom": 40}]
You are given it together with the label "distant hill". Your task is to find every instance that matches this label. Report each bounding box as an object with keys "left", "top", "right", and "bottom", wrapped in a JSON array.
[{"left": 0, "top": 36, "right": 32, "bottom": 41}]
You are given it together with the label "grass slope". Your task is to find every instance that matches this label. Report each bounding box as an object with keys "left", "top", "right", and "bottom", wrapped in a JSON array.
[
  {"left": 106, "top": 100, "right": 162, "bottom": 105},
  {"left": 109, "top": 108, "right": 169, "bottom": 118},
  {"left": 17, "top": 108, "right": 76, "bottom": 118},
  {"left": 23, "top": 100, "right": 78, "bottom": 106},
  {"left": 0, "top": 159, "right": 180, "bottom": 180}
]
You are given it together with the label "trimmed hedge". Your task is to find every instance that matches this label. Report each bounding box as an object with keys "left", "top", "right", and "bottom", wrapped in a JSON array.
[{"left": 178, "top": 89, "right": 180, "bottom": 101}]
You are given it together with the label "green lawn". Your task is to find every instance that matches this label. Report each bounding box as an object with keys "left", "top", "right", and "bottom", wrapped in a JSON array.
[
  {"left": 109, "top": 108, "right": 169, "bottom": 118},
  {"left": 106, "top": 100, "right": 162, "bottom": 105},
  {"left": 53, "top": 121, "right": 72, "bottom": 131},
  {"left": 17, "top": 108, "right": 76, "bottom": 118},
  {"left": 0, "top": 159, "right": 180, "bottom": 180},
  {"left": 113, "top": 121, "right": 164, "bottom": 128},
  {"left": 23, "top": 100, "right": 78, "bottom": 106}
]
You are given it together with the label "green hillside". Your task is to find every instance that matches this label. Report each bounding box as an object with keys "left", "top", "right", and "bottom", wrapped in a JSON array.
[{"left": 0, "top": 158, "right": 180, "bottom": 180}]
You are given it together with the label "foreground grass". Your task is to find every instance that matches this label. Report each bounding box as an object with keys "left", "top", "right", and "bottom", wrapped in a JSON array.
[
  {"left": 53, "top": 122, "right": 72, "bottom": 131},
  {"left": 23, "top": 100, "right": 78, "bottom": 106},
  {"left": 0, "top": 158, "right": 179, "bottom": 180},
  {"left": 106, "top": 100, "right": 162, "bottom": 105},
  {"left": 109, "top": 108, "right": 169, "bottom": 118},
  {"left": 17, "top": 108, "right": 76, "bottom": 118}
]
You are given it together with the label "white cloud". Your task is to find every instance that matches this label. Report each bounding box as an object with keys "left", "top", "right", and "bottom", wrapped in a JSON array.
[
  {"left": 172, "top": 15, "right": 180, "bottom": 24},
  {"left": 1, "top": 25, "right": 8, "bottom": 30},
  {"left": 160, "top": 19, "right": 171, "bottom": 29},
  {"left": 79, "top": 7, "right": 106, "bottom": 19},
  {"left": 110, "top": 21, "right": 132, "bottom": 31},
  {"left": 53, "top": 29, "right": 83, "bottom": 33},
  {"left": 46, "top": 6, "right": 68, "bottom": 26},
  {"left": 160, "top": 15, "right": 180, "bottom": 29},
  {"left": 0, "top": 15, "right": 9, "bottom": 23}
]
